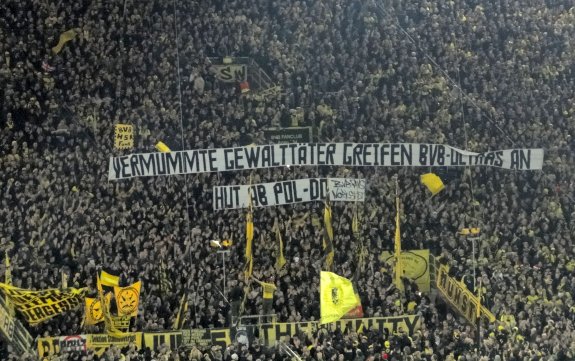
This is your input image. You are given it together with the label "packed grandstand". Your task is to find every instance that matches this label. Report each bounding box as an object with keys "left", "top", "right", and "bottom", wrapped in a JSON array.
[{"left": 1, "top": 0, "right": 574, "bottom": 360}]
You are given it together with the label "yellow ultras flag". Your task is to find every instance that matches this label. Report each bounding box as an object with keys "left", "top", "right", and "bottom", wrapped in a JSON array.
[
  {"left": 323, "top": 197, "right": 334, "bottom": 270},
  {"left": 85, "top": 294, "right": 112, "bottom": 325},
  {"left": 394, "top": 196, "right": 404, "bottom": 292},
  {"left": 320, "top": 272, "right": 361, "bottom": 324},
  {"left": 274, "top": 220, "right": 286, "bottom": 271},
  {"left": 52, "top": 29, "right": 78, "bottom": 54},
  {"left": 244, "top": 190, "right": 254, "bottom": 280},
  {"left": 420, "top": 173, "right": 445, "bottom": 195},
  {"left": 114, "top": 281, "right": 142, "bottom": 318},
  {"left": 0, "top": 283, "right": 86, "bottom": 325},
  {"left": 100, "top": 271, "right": 120, "bottom": 287},
  {"left": 4, "top": 252, "right": 11, "bottom": 285}
]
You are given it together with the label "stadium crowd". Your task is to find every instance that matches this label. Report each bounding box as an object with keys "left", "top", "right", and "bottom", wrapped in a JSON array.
[{"left": 1, "top": 0, "right": 575, "bottom": 360}]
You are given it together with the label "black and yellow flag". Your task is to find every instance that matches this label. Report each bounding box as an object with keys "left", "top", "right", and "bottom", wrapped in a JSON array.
[
  {"left": 394, "top": 195, "right": 404, "bottom": 292},
  {"left": 96, "top": 273, "right": 126, "bottom": 337},
  {"left": 322, "top": 196, "right": 334, "bottom": 270},
  {"left": 245, "top": 189, "right": 254, "bottom": 280},
  {"left": 0, "top": 283, "right": 86, "bottom": 325},
  {"left": 172, "top": 292, "right": 189, "bottom": 330},
  {"left": 100, "top": 270, "right": 120, "bottom": 288},
  {"left": 273, "top": 219, "right": 286, "bottom": 271},
  {"left": 320, "top": 271, "right": 360, "bottom": 324},
  {"left": 85, "top": 294, "right": 111, "bottom": 325},
  {"left": 114, "top": 281, "right": 141, "bottom": 318}
]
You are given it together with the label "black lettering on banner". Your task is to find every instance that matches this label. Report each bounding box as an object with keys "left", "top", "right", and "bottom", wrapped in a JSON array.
[
  {"left": 208, "top": 149, "right": 218, "bottom": 171},
  {"left": 139, "top": 154, "right": 156, "bottom": 175},
  {"left": 343, "top": 143, "right": 353, "bottom": 165},
  {"left": 184, "top": 151, "right": 198, "bottom": 173},
  {"left": 317, "top": 144, "right": 326, "bottom": 165},
  {"left": 210, "top": 330, "right": 229, "bottom": 349},
  {"left": 245, "top": 147, "right": 260, "bottom": 168},
  {"left": 224, "top": 149, "right": 234, "bottom": 169},
  {"left": 282, "top": 181, "right": 294, "bottom": 203},
  {"left": 388, "top": 317, "right": 402, "bottom": 333},
  {"left": 353, "top": 144, "right": 362, "bottom": 165},
  {"left": 271, "top": 146, "right": 280, "bottom": 166},
  {"left": 326, "top": 144, "right": 336, "bottom": 165},
  {"left": 298, "top": 145, "right": 307, "bottom": 165},
  {"left": 255, "top": 185, "right": 268, "bottom": 206},
  {"left": 375, "top": 318, "right": 386, "bottom": 332},
  {"left": 130, "top": 155, "right": 141, "bottom": 176},
  {"left": 260, "top": 324, "right": 274, "bottom": 345},
  {"left": 234, "top": 148, "right": 244, "bottom": 169},
  {"left": 309, "top": 179, "right": 320, "bottom": 200},
  {"left": 494, "top": 151, "right": 504, "bottom": 167},
  {"left": 165, "top": 153, "right": 182, "bottom": 174},
  {"left": 320, "top": 179, "right": 328, "bottom": 199},
  {"left": 220, "top": 67, "right": 232, "bottom": 81},
  {"left": 261, "top": 146, "right": 272, "bottom": 167},
  {"left": 279, "top": 144, "right": 288, "bottom": 164},
  {"left": 120, "top": 157, "right": 131, "bottom": 178},
  {"left": 510, "top": 149, "right": 530, "bottom": 170},
  {"left": 273, "top": 182, "right": 283, "bottom": 205},
  {"left": 275, "top": 323, "right": 292, "bottom": 341},
  {"left": 155, "top": 153, "right": 167, "bottom": 175}
]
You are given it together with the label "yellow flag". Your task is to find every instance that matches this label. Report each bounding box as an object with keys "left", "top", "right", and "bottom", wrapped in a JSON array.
[
  {"left": 320, "top": 272, "right": 360, "bottom": 324},
  {"left": 420, "top": 173, "right": 445, "bottom": 195},
  {"left": 274, "top": 220, "right": 286, "bottom": 271},
  {"left": 245, "top": 190, "right": 254, "bottom": 280},
  {"left": 4, "top": 252, "right": 11, "bottom": 285},
  {"left": 100, "top": 271, "right": 120, "bottom": 287},
  {"left": 394, "top": 196, "right": 404, "bottom": 292},
  {"left": 52, "top": 29, "right": 78, "bottom": 54},
  {"left": 323, "top": 197, "right": 334, "bottom": 270},
  {"left": 155, "top": 141, "right": 171, "bottom": 153},
  {"left": 85, "top": 294, "right": 111, "bottom": 325},
  {"left": 0, "top": 283, "right": 86, "bottom": 325},
  {"left": 172, "top": 292, "right": 188, "bottom": 330},
  {"left": 114, "top": 281, "right": 141, "bottom": 318},
  {"left": 97, "top": 274, "right": 127, "bottom": 337}
]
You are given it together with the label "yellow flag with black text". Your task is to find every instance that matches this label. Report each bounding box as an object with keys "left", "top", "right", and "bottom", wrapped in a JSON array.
[
  {"left": 0, "top": 283, "right": 86, "bottom": 325},
  {"left": 85, "top": 294, "right": 111, "bottom": 325},
  {"left": 320, "top": 272, "right": 360, "bottom": 324},
  {"left": 114, "top": 281, "right": 141, "bottom": 318}
]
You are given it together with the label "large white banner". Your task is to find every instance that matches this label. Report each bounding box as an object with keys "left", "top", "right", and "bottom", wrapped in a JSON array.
[
  {"left": 108, "top": 143, "right": 544, "bottom": 180},
  {"left": 213, "top": 178, "right": 365, "bottom": 210}
]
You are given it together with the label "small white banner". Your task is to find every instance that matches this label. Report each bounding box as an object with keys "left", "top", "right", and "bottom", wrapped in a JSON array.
[{"left": 213, "top": 178, "right": 365, "bottom": 210}]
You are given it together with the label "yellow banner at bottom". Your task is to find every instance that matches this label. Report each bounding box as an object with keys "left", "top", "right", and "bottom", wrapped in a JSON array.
[{"left": 37, "top": 333, "right": 142, "bottom": 357}]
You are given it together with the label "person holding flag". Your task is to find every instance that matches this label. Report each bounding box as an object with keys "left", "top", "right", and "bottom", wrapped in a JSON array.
[{"left": 251, "top": 274, "right": 277, "bottom": 323}]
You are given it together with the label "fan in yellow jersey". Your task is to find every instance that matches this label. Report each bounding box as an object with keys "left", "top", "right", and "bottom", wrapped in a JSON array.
[{"left": 251, "top": 276, "right": 277, "bottom": 322}]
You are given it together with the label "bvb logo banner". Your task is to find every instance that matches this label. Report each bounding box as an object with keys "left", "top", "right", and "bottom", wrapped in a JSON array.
[
  {"left": 114, "top": 281, "right": 141, "bottom": 317},
  {"left": 380, "top": 250, "right": 431, "bottom": 293}
]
